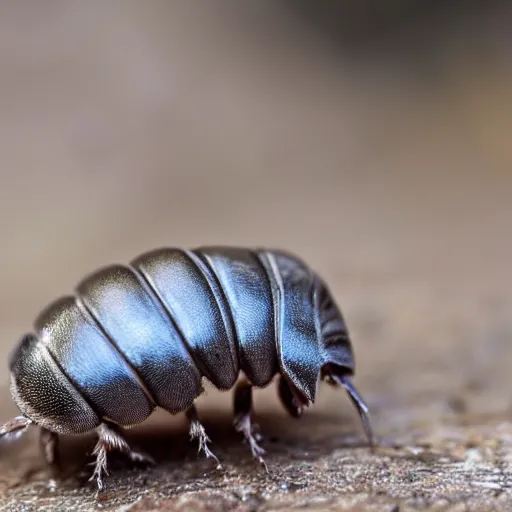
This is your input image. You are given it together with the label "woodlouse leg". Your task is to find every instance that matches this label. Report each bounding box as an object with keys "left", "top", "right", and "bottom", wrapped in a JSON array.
[
  {"left": 0, "top": 415, "right": 33, "bottom": 441},
  {"left": 89, "top": 422, "right": 155, "bottom": 492},
  {"left": 185, "top": 405, "right": 221, "bottom": 466},
  {"left": 233, "top": 380, "right": 268, "bottom": 472},
  {"left": 40, "top": 428, "right": 60, "bottom": 475}
]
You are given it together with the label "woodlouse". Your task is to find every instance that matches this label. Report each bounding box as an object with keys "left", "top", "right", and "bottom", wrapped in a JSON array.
[{"left": 0, "top": 246, "right": 374, "bottom": 490}]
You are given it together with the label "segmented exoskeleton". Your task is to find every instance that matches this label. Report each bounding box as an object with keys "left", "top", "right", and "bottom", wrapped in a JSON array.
[{"left": 1, "top": 246, "right": 374, "bottom": 491}]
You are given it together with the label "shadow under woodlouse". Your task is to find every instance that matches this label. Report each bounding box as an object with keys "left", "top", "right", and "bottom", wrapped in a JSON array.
[{"left": 28, "top": 398, "right": 374, "bottom": 491}]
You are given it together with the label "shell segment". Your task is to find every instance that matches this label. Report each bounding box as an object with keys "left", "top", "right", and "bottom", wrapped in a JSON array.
[
  {"left": 257, "top": 250, "right": 324, "bottom": 403},
  {"left": 77, "top": 264, "right": 203, "bottom": 414},
  {"left": 195, "top": 247, "right": 277, "bottom": 387},
  {"left": 132, "top": 248, "right": 239, "bottom": 389},
  {"left": 9, "top": 333, "right": 99, "bottom": 434},
  {"left": 34, "top": 296, "right": 154, "bottom": 427}
]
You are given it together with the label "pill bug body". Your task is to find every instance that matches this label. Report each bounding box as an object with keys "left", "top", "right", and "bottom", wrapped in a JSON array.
[{"left": 1, "top": 246, "right": 374, "bottom": 490}]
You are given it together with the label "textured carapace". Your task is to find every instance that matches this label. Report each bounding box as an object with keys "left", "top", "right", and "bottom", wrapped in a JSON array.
[{"left": 1, "top": 246, "right": 375, "bottom": 491}]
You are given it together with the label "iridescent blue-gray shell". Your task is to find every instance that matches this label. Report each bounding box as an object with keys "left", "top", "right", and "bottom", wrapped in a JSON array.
[{"left": 8, "top": 247, "right": 358, "bottom": 435}]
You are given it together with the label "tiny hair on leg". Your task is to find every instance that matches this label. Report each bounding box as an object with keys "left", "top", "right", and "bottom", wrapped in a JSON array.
[
  {"left": 0, "top": 415, "right": 33, "bottom": 442},
  {"left": 233, "top": 380, "right": 268, "bottom": 472}
]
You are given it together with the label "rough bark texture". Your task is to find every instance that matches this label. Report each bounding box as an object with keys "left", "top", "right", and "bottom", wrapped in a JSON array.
[{"left": 0, "top": 1, "right": 511, "bottom": 511}]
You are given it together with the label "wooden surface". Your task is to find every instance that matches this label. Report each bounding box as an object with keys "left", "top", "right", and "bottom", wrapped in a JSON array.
[{"left": 0, "top": 2, "right": 511, "bottom": 511}]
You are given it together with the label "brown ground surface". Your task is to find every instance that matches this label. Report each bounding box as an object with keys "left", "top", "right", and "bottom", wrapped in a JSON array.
[{"left": 0, "top": 2, "right": 512, "bottom": 511}]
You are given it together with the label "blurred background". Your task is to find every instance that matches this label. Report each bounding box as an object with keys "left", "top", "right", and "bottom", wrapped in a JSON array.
[{"left": 0, "top": 0, "right": 511, "bottom": 469}]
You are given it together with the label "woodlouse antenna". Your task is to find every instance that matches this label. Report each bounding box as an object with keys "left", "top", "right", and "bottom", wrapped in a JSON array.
[
  {"left": 333, "top": 375, "right": 376, "bottom": 450},
  {"left": 0, "top": 415, "right": 33, "bottom": 442}
]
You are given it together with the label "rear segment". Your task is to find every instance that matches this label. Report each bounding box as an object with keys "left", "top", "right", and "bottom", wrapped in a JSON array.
[
  {"left": 34, "top": 296, "right": 155, "bottom": 427},
  {"left": 9, "top": 333, "right": 99, "bottom": 434}
]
